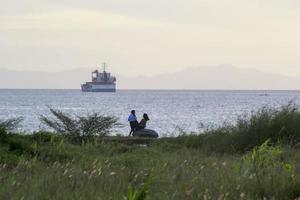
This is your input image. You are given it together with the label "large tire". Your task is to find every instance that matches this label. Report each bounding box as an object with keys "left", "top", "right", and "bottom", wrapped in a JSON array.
[{"left": 132, "top": 129, "right": 159, "bottom": 138}]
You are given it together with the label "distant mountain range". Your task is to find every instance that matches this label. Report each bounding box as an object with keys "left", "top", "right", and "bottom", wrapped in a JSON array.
[{"left": 0, "top": 65, "right": 299, "bottom": 90}]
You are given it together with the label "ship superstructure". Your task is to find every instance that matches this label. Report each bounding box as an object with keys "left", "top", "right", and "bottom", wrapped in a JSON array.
[{"left": 81, "top": 63, "right": 116, "bottom": 92}]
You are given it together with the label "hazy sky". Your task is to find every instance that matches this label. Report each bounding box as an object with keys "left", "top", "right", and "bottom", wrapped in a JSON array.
[{"left": 0, "top": 0, "right": 299, "bottom": 77}]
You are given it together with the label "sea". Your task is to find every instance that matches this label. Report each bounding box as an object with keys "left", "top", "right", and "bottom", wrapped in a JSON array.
[{"left": 0, "top": 89, "right": 300, "bottom": 136}]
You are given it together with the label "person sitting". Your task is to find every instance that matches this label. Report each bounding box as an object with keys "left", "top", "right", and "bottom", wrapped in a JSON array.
[
  {"left": 128, "top": 110, "right": 139, "bottom": 136},
  {"left": 138, "top": 113, "right": 150, "bottom": 130}
]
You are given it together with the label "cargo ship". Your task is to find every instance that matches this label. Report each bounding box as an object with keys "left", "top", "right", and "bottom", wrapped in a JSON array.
[{"left": 81, "top": 63, "right": 116, "bottom": 92}]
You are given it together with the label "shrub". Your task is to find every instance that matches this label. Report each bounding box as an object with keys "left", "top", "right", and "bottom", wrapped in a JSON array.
[
  {"left": 0, "top": 117, "right": 23, "bottom": 134},
  {"left": 168, "top": 103, "right": 300, "bottom": 153},
  {"left": 4, "top": 134, "right": 37, "bottom": 156},
  {"left": 241, "top": 139, "right": 299, "bottom": 199},
  {"left": 31, "top": 131, "right": 65, "bottom": 147},
  {"left": 40, "top": 108, "right": 118, "bottom": 143},
  {"left": 0, "top": 117, "right": 24, "bottom": 146},
  {"left": 234, "top": 103, "right": 300, "bottom": 151},
  {"left": 242, "top": 139, "right": 284, "bottom": 176}
]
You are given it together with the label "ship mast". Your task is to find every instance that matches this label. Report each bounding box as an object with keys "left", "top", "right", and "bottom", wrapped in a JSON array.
[
  {"left": 102, "top": 62, "right": 108, "bottom": 82},
  {"left": 102, "top": 62, "right": 107, "bottom": 72}
]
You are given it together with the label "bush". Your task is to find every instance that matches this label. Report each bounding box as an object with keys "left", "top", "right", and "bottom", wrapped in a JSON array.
[
  {"left": 168, "top": 103, "right": 300, "bottom": 153},
  {"left": 233, "top": 103, "right": 300, "bottom": 151},
  {"left": 0, "top": 118, "right": 24, "bottom": 150},
  {"left": 32, "top": 131, "right": 60, "bottom": 144},
  {"left": 241, "top": 139, "right": 299, "bottom": 199},
  {"left": 0, "top": 117, "right": 23, "bottom": 134},
  {"left": 0, "top": 134, "right": 37, "bottom": 165},
  {"left": 4, "top": 134, "right": 37, "bottom": 156},
  {"left": 40, "top": 108, "right": 118, "bottom": 143}
]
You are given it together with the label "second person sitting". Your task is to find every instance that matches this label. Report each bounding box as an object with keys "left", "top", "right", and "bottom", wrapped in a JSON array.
[{"left": 138, "top": 113, "right": 150, "bottom": 130}]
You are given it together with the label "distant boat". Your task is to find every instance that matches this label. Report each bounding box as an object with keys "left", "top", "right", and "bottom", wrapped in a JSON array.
[
  {"left": 259, "top": 93, "right": 269, "bottom": 97},
  {"left": 81, "top": 63, "right": 116, "bottom": 92}
]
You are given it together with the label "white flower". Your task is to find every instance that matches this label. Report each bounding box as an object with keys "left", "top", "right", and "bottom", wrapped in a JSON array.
[
  {"left": 240, "top": 193, "right": 246, "bottom": 198},
  {"left": 110, "top": 172, "right": 117, "bottom": 176}
]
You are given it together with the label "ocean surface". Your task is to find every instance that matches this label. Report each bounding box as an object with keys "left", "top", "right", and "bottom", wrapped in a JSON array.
[{"left": 0, "top": 89, "right": 300, "bottom": 136}]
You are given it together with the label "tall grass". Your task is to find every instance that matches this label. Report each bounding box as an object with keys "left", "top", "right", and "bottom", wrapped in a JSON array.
[
  {"left": 172, "top": 103, "right": 300, "bottom": 153},
  {"left": 0, "top": 136, "right": 299, "bottom": 199}
]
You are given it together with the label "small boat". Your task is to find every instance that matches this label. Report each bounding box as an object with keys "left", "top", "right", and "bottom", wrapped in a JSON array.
[
  {"left": 259, "top": 93, "right": 269, "bottom": 97},
  {"left": 132, "top": 129, "right": 159, "bottom": 138}
]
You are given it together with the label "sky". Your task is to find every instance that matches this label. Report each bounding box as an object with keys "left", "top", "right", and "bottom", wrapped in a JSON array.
[{"left": 0, "top": 0, "right": 300, "bottom": 77}]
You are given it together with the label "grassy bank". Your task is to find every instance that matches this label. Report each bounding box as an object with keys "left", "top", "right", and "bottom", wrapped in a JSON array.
[{"left": 0, "top": 104, "right": 300, "bottom": 199}]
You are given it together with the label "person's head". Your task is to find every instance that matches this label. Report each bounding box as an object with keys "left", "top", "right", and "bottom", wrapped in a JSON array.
[
  {"left": 143, "top": 113, "right": 150, "bottom": 121},
  {"left": 131, "top": 110, "right": 135, "bottom": 115}
]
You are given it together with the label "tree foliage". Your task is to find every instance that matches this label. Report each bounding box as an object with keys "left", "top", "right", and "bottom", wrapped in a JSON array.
[
  {"left": 40, "top": 109, "right": 118, "bottom": 142},
  {"left": 0, "top": 117, "right": 23, "bottom": 134}
]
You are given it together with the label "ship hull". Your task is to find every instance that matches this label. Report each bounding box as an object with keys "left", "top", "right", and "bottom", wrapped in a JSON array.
[
  {"left": 82, "top": 88, "right": 116, "bottom": 92},
  {"left": 81, "top": 83, "right": 116, "bottom": 92}
]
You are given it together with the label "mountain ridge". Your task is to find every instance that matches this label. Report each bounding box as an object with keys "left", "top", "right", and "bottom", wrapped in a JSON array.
[{"left": 0, "top": 65, "right": 299, "bottom": 90}]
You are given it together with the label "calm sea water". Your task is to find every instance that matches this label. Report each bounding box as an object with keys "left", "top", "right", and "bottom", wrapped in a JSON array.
[{"left": 0, "top": 89, "right": 300, "bottom": 136}]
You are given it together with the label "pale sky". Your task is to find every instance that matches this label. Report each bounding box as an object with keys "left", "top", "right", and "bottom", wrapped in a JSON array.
[{"left": 0, "top": 0, "right": 300, "bottom": 77}]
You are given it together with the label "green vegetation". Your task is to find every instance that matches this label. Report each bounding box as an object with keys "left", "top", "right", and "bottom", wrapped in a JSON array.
[
  {"left": 0, "top": 117, "right": 23, "bottom": 133},
  {"left": 40, "top": 108, "right": 119, "bottom": 143},
  {"left": 0, "top": 105, "right": 300, "bottom": 199},
  {"left": 172, "top": 103, "right": 300, "bottom": 153}
]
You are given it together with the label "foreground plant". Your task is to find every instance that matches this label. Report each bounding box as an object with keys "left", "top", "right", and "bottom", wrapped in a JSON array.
[
  {"left": 0, "top": 117, "right": 23, "bottom": 134},
  {"left": 241, "top": 139, "right": 298, "bottom": 198},
  {"left": 40, "top": 108, "right": 118, "bottom": 143},
  {"left": 126, "top": 174, "right": 153, "bottom": 200}
]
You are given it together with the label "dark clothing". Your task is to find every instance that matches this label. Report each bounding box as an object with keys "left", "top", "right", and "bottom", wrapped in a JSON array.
[
  {"left": 129, "top": 120, "right": 139, "bottom": 135},
  {"left": 139, "top": 119, "right": 147, "bottom": 129},
  {"left": 135, "top": 119, "right": 148, "bottom": 131}
]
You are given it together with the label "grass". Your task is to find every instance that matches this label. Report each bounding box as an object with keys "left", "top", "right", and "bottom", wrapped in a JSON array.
[
  {"left": 0, "top": 134, "right": 299, "bottom": 199},
  {"left": 170, "top": 103, "right": 300, "bottom": 153},
  {"left": 0, "top": 104, "right": 300, "bottom": 199}
]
